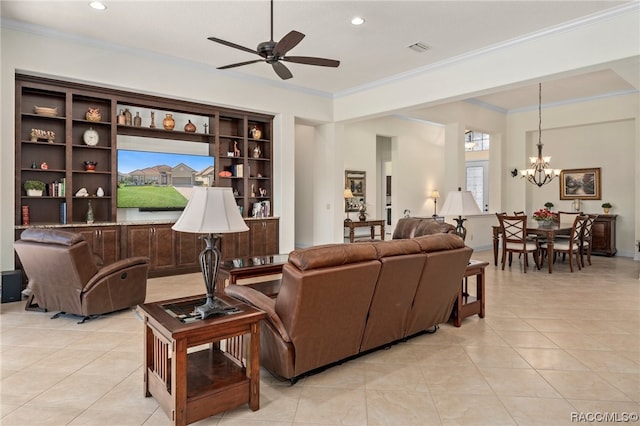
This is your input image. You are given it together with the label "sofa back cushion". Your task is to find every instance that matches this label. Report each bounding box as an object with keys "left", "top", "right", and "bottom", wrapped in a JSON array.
[
  {"left": 413, "top": 220, "right": 455, "bottom": 236},
  {"left": 288, "top": 242, "right": 378, "bottom": 271},
  {"left": 391, "top": 218, "right": 423, "bottom": 239},
  {"left": 276, "top": 250, "right": 381, "bottom": 377},
  {"left": 360, "top": 239, "right": 426, "bottom": 352},
  {"left": 405, "top": 235, "right": 472, "bottom": 336},
  {"left": 14, "top": 229, "right": 99, "bottom": 314}
]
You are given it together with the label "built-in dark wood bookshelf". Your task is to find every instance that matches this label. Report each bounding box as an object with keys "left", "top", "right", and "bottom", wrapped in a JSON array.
[{"left": 15, "top": 74, "right": 274, "bottom": 226}]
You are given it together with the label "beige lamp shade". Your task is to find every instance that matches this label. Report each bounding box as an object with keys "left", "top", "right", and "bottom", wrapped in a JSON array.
[
  {"left": 431, "top": 190, "right": 440, "bottom": 199},
  {"left": 172, "top": 187, "right": 248, "bottom": 234},
  {"left": 439, "top": 189, "right": 482, "bottom": 217},
  {"left": 344, "top": 188, "right": 354, "bottom": 198}
]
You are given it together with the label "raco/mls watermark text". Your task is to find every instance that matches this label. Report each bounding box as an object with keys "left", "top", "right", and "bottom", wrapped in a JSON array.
[{"left": 571, "top": 412, "right": 639, "bottom": 423}]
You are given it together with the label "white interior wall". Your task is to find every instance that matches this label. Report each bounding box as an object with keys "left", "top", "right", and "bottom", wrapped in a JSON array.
[
  {"left": 294, "top": 124, "right": 315, "bottom": 248},
  {"left": 1, "top": 26, "right": 333, "bottom": 270}
]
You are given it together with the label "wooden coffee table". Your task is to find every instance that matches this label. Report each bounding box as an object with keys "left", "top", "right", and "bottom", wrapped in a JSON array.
[{"left": 140, "top": 293, "right": 266, "bottom": 426}]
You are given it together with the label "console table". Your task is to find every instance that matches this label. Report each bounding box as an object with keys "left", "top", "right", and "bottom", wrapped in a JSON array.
[
  {"left": 140, "top": 294, "right": 266, "bottom": 426},
  {"left": 344, "top": 219, "right": 385, "bottom": 243}
]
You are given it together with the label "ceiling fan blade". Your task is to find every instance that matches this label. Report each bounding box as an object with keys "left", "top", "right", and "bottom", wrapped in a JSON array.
[
  {"left": 217, "top": 59, "right": 264, "bottom": 70},
  {"left": 282, "top": 56, "right": 340, "bottom": 67},
  {"left": 207, "top": 37, "right": 258, "bottom": 56},
  {"left": 272, "top": 61, "right": 293, "bottom": 80},
  {"left": 273, "top": 30, "right": 305, "bottom": 57}
]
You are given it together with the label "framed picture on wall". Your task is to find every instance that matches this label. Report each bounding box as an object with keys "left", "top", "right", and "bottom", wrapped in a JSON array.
[
  {"left": 345, "top": 170, "right": 366, "bottom": 212},
  {"left": 559, "top": 167, "right": 601, "bottom": 200}
]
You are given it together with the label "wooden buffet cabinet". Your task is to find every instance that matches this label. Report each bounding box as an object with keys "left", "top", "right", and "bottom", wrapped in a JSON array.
[
  {"left": 14, "top": 74, "right": 279, "bottom": 279},
  {"left": 591, "top": 214, "right": 617, "bottom": 256}
]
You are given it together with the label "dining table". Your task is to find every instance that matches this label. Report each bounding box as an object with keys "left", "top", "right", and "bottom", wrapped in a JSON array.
[{"left": 492, "top": 221, "right": 572, "bottom": 273}]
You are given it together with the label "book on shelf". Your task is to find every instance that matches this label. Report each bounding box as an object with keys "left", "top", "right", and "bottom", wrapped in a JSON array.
[{"left": 60, "top": 201, "right": 67, "bottom": 224}]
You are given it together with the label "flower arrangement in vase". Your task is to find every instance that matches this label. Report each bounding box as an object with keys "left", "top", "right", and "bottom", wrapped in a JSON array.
[{"left": 532, "top": 208, "right": 557, "bottom": 227}]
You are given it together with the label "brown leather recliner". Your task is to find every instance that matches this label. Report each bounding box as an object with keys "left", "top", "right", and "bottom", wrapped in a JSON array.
[
  {"left": 14, "top": 228, "right": 149, "bottom": 322},
  {"left": 392, "top": 217, "right": 456, "bottom": 239}
]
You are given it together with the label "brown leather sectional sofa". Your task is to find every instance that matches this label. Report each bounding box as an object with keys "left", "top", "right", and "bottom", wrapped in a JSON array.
[{"left": 225, "top": 230, "right": 472, "bottom": 382}]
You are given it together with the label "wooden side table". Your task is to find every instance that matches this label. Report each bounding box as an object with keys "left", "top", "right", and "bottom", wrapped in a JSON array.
[
  {"left": 140, "top": 294, "right": 266, "bottom": 426},
  {"left": 451, "top": 260, "right": 489, "bottom": 327},
  {"left": 217, "top": 254, "right": 288, "bottom": 289},
  {"left": 344, "top": 219, "right": 385, "bottom": 243}
]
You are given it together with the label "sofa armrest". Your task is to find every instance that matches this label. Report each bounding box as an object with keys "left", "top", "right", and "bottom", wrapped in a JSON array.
[
  {"left": 83, "top": 257, "right": 149, "bottom": 293},
  {"left": 225, "top": 284, "right": 291, "bottom": 343}
]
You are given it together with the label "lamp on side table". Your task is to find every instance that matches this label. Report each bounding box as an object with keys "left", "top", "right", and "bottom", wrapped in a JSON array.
[
  {"left": 438, "top": 187, "right": 482, "bottom": 241},
  {"left": 172, "top": 187, "right": 248, "bottom": 319}
]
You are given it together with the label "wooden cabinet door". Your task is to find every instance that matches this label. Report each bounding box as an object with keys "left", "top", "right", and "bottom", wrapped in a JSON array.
[
  {"left": 220, "top": 232, "right": 250, "bottom": 260},
  {"left": 152, "top": 225, "right": 176, "bottom": 270},
  {"left": 249, "top": 219, "right": 279, "bottom": 256},
  {"left": 96, "top": 227, "right": 120, "bottom": 265},
  {"left": 175, "top": 231, "right": 204, "bottom": 267},
  {"left": 128, "top": 224, "right": 175, "bottom": 271}
]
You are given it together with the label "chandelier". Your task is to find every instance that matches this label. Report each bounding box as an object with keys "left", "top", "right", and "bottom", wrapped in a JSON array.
[{"left": 521, "top": 83, "right": 561, "bottom": 187}]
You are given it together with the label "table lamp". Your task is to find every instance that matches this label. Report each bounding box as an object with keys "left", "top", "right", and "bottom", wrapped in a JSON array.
[
  {"left": 431, "top": 190, "right": 440, "bottom": 218},
  {"left": 438, "top": 187, "right": 482, "bottom": 241},
  {"left": 344, "top": 188, "right": 354, "bottom": 222},
  {"left": 172, "top": 187, "right": 249, "bottom": 319}
]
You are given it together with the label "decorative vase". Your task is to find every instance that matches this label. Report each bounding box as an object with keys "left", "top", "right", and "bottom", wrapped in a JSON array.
[
  {"left": 252, "top": 145, "right": 261, "bottom": 158},
  {"left": 117, "top": 109, "right": 126, "bottom": 125},
  {"left": 359, "top": 212, "right": 367, "bottom": 221},
  {"left": 536, "top": 219, "right": 554, "bottom": 228},
  {"left": 86, "top": 200, "right": 94, "bottom": 224},
  {"left": 163, "top": 113, "right": 175, "bottom": 130},
  {"left": 124, "top": 108, "right": 132, "bottom": 126},
  {"left": 26, "top": 189, "right": 43, "bottom": 197},
  {"left": 603, "top": 207, "right": 610, "bottom": 214},
  {"left": 84, "top": 161, "right": 97, "bottom": 172},
  {"left": 86, "top": 107, "right": 101, "bottom": 122},
  {"left": 250, "top": 125, "right": 262, "bottom": 139},
  {"left": 184, "top": 120, "right": 196, "bottom": 133},
  {"left": 134, "top": 112, "right": 142, "bottom": 127}
]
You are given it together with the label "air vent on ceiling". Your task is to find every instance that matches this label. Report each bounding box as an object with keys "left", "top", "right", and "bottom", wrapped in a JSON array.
[{"left": 407, "top": 42, "right": 430, "bottom": 53}]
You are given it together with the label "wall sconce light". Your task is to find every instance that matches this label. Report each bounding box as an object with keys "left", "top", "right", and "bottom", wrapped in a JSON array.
[{"left": 511, "top": 168, "right": 519, "bottom": 177}]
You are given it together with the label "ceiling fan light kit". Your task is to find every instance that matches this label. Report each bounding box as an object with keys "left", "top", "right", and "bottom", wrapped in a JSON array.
[{"left": 208, "top": 0, "right": 340, "bottom": 80}]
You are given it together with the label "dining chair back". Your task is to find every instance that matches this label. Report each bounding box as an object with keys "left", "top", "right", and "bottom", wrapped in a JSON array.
[
  {"left": 497, "top": 215, "right": 540, "bottom": 273},
  {"left": 545, "top": 215, "right": 587, "bottom": 272},
  {"left": 558, "top": 211, "right": 582, "bottom": 227},
  {"left": 580, "top": 214, "right": 598, "bottom": 267}
]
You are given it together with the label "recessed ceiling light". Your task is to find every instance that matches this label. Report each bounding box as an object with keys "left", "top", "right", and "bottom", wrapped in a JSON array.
[
  {"left": 89, "top": 1, "right": 107, "bottom": 11},
  {"left": 351, "top": 17, "right": 365, "bottom": 26}
]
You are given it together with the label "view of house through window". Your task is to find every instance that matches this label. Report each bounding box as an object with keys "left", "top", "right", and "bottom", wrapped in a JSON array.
[{"left": 465, "top": 131, "right": 490, "bottom": 212}]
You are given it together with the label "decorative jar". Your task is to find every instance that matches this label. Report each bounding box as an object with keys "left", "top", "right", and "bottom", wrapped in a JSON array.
[{"left": 163, "top": 114, "right": 175, "bottom": 130}]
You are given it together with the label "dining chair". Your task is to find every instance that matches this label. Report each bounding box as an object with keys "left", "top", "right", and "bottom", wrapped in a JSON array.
[
  {"left": 497, "top": 215, "right": 541, "bottom": 273},
  {"left": 580, "top": 214, "right": 598, "bottom": 267},
  {"left": 541, "top": 215, "right": 587, "bottom": 273}
]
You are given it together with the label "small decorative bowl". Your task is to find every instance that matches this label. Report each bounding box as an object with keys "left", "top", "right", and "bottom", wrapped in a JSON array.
[
  {"left": 84, "top": 161, "right": 98, "bottom": 172},
  {"left": 34, "top": 106, "right": 58, "bottom": 117}
]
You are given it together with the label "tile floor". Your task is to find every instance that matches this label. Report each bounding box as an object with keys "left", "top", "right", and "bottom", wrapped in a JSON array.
[{"left": 1, "top": 249, "right": 638, "bottom": 425}]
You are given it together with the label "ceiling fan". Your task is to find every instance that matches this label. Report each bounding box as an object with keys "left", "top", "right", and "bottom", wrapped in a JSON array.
[{"left": 207, "top": 0, "right": 340, "bottom": 80}]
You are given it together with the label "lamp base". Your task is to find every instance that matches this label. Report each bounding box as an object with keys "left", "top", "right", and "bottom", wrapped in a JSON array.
[
  {"left": 453, "top": 216, "right": 467, "bottom": 241},
  {"left": 195, "top": 295, "right": 237, "bottom": 320}
]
